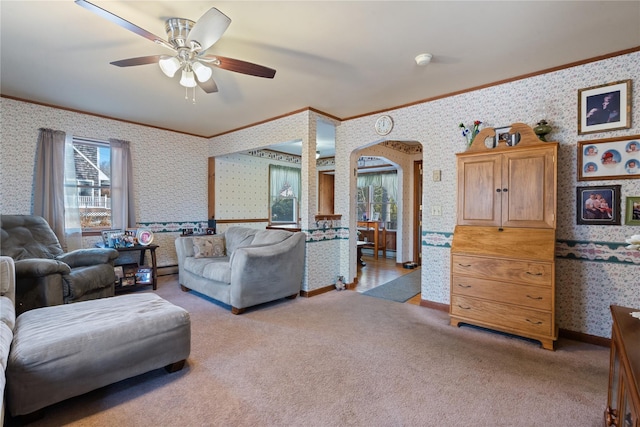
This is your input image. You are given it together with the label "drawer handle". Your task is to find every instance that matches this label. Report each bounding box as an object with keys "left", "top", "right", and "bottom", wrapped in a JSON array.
[
  {"left": 457, "top": 263, "right": 472, "bottom": 268},
  {"left": 457, "top": 304, "right": 471, "bottom": 310},
  {"left": 526, "top": 271, "right": 543, "bottom": 276},
  {"left": 457, "top": 284, "right": 472, "bottom": 288},
  {"left": 526, "top": 295, "right": 543, "bottom": 300},
  {"left": 525, "top": 318, "right": 543, "bottom": 325}
]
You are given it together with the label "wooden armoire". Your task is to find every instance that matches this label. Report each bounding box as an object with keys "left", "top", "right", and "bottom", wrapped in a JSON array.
[{"left": 449, "top": 123, "right": 558, "bottom": 350}]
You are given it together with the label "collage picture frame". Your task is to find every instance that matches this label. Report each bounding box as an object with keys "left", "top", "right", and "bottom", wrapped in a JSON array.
[{"left": 577, "top": 135, "right": 640, "bottom": 181}]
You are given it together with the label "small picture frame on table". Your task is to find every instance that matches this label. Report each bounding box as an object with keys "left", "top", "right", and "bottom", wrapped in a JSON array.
[
  {"left": 578, "top": 80, "right": 631, "bottom": 135},
  {"left": 494, "top": 126, "right": 520, "bottom": 147},
  {"left": 101, "top": 229, "right": 123, "bottom": 248},
  {"left": 576, "top": 185, "right": 621, "bottom": 225},
  {"left": 577, "top": 135, "right": 640, "bottom": 181},
  {"left": 625, "top": 196, "right": 640, "bottom": 226},
  {"left": 135, "top": 267, "right": 152, "bottom": 284}
]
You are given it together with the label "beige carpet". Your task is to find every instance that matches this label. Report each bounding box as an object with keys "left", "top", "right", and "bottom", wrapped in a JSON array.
[{"left": 10, "top": 275, "right": 609, "bottom": 427}]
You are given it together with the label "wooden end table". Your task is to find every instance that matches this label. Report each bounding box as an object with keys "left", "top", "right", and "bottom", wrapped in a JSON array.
[{"left": 99, "top": 243, "right": 159, "bottom": 291}]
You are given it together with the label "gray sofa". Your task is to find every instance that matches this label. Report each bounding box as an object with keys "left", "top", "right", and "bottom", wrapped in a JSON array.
[
  {"left": 1, "top": 256, "right": 16, "bottom": 425},
  {"left": 175, "top": 226, "right": 306, "bottom": 314}
]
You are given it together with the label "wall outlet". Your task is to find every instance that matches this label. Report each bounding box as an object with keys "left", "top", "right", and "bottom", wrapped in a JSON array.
[
  {"left": 432, "top": 170, "right": 441, "bottom": 182},
  {"left": 431, "top": 206, "right": 442, "bottom": 216}
]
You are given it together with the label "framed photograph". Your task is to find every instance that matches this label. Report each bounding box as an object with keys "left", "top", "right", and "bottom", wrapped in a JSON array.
[
  {"left": 101, "top": 229, "right": 123, "bottom": 248},
  {"left": 494, "top": 126, "right": 521, "bottom": 147},
  {"left": 576, "top": 185, "right": 621, "bottom": 225},
  {"left": 372, "top": 212, "right": 380, "bottom": 221},
  {"left": 578, "top": 80, "right": 631, "bottom": 135},
  {"left": 577, "top": 135, "right": 640, "bottom": 180},
  {"left": 120, "top": 276, "right": 135, "bottom": 287},
  {"left": 135, "top": 267, "right": 152, "bottom": 284},
  {"left": 625, "top": 196, "right": 640, "bottom": 226}
]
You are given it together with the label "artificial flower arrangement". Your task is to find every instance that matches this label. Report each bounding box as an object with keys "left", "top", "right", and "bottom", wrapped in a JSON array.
[
  {"left": 459, "top": 120, "right": 482, "bottom": 148},
  {"left": 625, "top": 234, "right": 640, "bottom": 250}
]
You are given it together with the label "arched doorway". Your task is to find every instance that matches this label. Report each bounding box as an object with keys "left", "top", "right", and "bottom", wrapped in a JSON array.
[{"left": 348, "top": 140, "right": 423, "bottom": 298}]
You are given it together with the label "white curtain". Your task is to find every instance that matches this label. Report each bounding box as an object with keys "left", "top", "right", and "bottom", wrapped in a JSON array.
[
  {"left": 269, "top": 165, "right": 301, "bottom": 201},
  {"left": 63, "top": 135, "right": 82, "bottom": 251},
  {"left": 357, "top": 172, "right": 398, "bottom": 202},
  {"left": 33, "top": 128, "right": 83, "bottom": 250},
  {"left": 109, "top": 138, "right": 137, "bottom": 229}
]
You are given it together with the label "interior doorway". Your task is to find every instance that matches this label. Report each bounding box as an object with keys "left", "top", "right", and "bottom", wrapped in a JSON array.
[{"left": 350, "top": 141, "right": 423, "bottom": 293}]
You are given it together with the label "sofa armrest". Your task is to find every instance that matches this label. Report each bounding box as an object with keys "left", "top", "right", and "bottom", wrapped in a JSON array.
[
  {"left": 175, "top": 236, "right": 195, "bottom": 264},
  {"left": 56, "top": 248, "right": 119, "bottom": 268},
  {"left": 0, "top": 256, "right": 15, "bottom": 305},
  {"left": 14, "top": 258, "right": 71, "bottom": 278}
]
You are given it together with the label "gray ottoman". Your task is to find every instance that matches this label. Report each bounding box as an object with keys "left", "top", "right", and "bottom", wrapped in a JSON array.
[{"left": 7, "top": 293, "right": 190, "bottom": 418}]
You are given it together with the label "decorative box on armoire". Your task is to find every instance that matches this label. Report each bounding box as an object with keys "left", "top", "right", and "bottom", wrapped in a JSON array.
[{"left": 449, "top": 123, "right": 558, "bottom": 350}]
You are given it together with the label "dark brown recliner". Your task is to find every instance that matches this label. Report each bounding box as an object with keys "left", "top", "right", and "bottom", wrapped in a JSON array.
[{"left": 0, "top": 215, "right": 119, "bottom": 315}]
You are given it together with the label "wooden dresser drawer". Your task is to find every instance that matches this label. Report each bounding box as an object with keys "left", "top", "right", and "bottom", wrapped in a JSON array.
[
  {"left": 452, "top": 255, "right": 552, "bottom": 286},
  {"left": 451, "top": 295, "right": 552, "bottom": 336},
  {"left": 451, "top": 275, "right": 552, "bottom": 311}
]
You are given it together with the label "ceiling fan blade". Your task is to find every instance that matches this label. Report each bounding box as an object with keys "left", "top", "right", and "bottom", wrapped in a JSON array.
[
  {"left": 75, "top": 0, "right": 174, "bottom": 51},
  {"left": 186, "top": 7, "right": 231, "bottom": 52},
  {"left": 198, "top": 78, "right": 219, "bottom": 94},
  {"left": 110, "top": 55, "right": 163, "bottom": 67},
  {"left": 201, "top": 55, "right": 276, "bottom": 79}
]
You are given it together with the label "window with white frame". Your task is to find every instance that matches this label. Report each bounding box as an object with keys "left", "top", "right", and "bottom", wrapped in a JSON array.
[
  {"left": 356, "top": 171, "right": 398, "bottom": 230},
  {"left": 68, "top": 138, "right": 112, "bottom": 230},
  {"left": 269, "top": 165, "right": 301, "bottom": 224}
]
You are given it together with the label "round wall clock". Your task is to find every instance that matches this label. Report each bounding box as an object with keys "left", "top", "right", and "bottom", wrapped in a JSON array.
[{"left": 375, "top": 115, "right": 394, "bottom": 136}]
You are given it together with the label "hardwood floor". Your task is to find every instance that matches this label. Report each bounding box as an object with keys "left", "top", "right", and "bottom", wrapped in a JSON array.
[{"left": 353, "top": 253, "right": 421, "bottom": 305}]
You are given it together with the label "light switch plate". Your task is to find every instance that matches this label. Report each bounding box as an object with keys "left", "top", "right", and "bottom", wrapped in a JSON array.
[{"left": 433, "top": 170, "right": 441, "bottom": 182}]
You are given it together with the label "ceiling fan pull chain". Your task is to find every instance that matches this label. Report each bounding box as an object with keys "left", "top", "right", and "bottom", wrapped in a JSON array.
[
  {"left": 192, "top": 87, "right": 196, "bottom": 104},
  {"left": 184, "top": 86, "right": 189, "bottom": 101}
]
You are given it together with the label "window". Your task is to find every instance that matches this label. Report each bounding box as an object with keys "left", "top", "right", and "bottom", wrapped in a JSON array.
[
  {"left": 67, "top": 138, "right": 112, "bottom": 230},
  {"left": 269, "top": 165, "right": 301, "bottom": 224},
  {"left": 357, "top": 171, "right": 398, "bottom": 230}
]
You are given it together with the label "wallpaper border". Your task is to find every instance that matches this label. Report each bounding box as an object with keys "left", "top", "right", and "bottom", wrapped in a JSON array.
[{"left": 422, "top": 231, "right": 638, "bottom": 265}]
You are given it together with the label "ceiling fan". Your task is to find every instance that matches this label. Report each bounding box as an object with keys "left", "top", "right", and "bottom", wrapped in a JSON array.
[{"left": 75, "top": 0, "right": 276, "bottom": 95}]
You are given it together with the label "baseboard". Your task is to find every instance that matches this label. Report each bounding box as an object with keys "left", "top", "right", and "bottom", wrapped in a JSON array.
[
  {"left": 559, "top": 328, "right": 610, "bottom": 347},
  {"left": 158, "top": 265, "right": 178, "bottom": 276},
  {"left": 419, "top": 299, "right": 449, "bottom": 312},
  {"left": 300, "top": 285, "right": 335, "bottom": 298}
]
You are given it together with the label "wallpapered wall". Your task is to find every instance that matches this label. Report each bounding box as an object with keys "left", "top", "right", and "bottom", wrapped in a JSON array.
[
  {"left": 211, "top": 52, "right": 639, "bottom": 338},
  {"left": 0, "top": 98, "right": 209, "bottom": 267},
  {"left": 333, "top": 52, "right": 640, "bottom": 339},
  {"left": 1, "top": 51, "right": 638, "bottom": 338}
]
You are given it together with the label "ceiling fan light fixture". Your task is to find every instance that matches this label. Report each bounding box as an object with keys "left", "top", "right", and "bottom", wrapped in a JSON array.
[
  {"left": 159, "top": 55, "right": 181, "bottom": 77},
  {"left": 180, "top": 69, "right": 197, "bottom": 88},
  {"left": 192, "top": 61, "right": 212, "bottom": 82}
]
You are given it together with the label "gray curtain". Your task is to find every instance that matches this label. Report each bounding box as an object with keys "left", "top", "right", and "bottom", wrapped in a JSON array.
[
  {"left": 109, "top": 138, "right": 136, "bottom": 229},
  {"left": 33, "top": 128, "right": 67, "bottom": 243}
]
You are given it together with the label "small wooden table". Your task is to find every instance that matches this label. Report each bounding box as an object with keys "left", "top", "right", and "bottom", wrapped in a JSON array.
[
  {"left": 357, "top": 220, "right": 386, "bottom": 259},
  {"left": 98, "top": 243, "right": 159, "bottom": 291}
]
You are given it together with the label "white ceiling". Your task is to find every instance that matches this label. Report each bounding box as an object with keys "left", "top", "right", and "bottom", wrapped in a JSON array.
[{"left": 1, "top": 1, "right": 639, "bottom": 140}]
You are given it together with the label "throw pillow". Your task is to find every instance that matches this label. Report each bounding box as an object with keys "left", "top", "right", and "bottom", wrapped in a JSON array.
[{"left": 193, "top": 235, "right": 225, "bottom": 258}]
